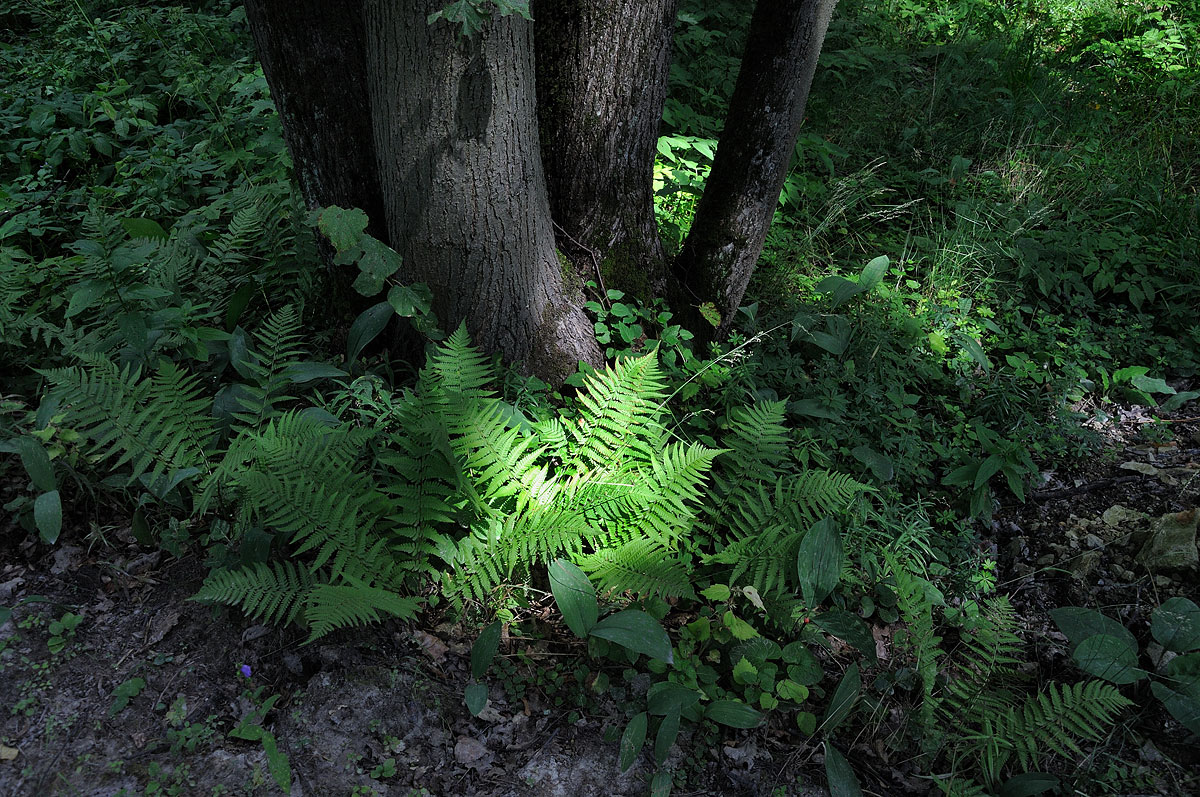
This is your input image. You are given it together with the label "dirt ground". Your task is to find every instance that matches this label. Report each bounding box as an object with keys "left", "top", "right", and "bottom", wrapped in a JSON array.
[{"left": 1, "top": 407, "right": 1198, "bottom": 797}]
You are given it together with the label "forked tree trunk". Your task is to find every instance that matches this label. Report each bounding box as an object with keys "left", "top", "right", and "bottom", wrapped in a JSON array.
[
  {"left": 362, "top": 1, "right": 603, "bottom": 382},
  {"left": 533, "top": 0, "right": 677, "bottom": 301},
  {"left": 243, "top": 0, "right": 387, "bottom": 244},
  {"left": 673, "top": 0, "right": 838, "bottom": 338}
]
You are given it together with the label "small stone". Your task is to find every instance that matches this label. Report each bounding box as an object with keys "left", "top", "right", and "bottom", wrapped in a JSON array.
[
  {"left": 1067, "top": 550, "right": 1102, "bottom": 580},
  {"left": 1084, "top": 534, "right": 1105, "bottom": 549},
  {"left": 1136, "top": 509, "right": 1199, "bottom": 571},
  {"left": 1036, "top": 554, "right": 1055, "bottom": 566},
  {"left": 454, "top": 736, "right": 493, "bottom": 771},
  {"left": 1102, "top": 505, "right": 1149, "bottom": 529}
]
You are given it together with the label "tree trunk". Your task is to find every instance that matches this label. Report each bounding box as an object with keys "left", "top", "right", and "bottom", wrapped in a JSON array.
[
  {"left": 533, "top": 0, "right": 677, "bottom": 302},
  {"left": 363, "top": 1, "right": 603, "bottom": 383},
  {"left": 243, "top": 0, "right": 387, "bottom": 245},
  {"left": 673, "top": 0, "right": 838, "bottom": 338}
]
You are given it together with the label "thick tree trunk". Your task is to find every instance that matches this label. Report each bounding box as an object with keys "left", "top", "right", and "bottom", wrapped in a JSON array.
[
  {"left": 673, "top": 0, "right": 838, "bottom": 338},
  {"left": 363, "top": 1, "right": 602, "bottom": 382},
  {"left": 243, "top": 0, "right": 387, "bottom": 244},
  {"left": 533, "top": 0, "right": 677, "bottom": 302}
]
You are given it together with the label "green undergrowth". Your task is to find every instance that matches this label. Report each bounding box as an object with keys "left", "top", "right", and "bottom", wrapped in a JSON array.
[{"left": 2, "top": 1, "right": 1198, "bottom": 796}]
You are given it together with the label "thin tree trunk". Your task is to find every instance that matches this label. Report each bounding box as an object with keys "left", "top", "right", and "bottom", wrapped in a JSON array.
[
  {"left": 673, "top": 0, "right": 838, "bottom": 338},
  {"left": 363, "top": 1, "right": 602, "bottom": 383},
  {"left": 243, "top": 0, "right": 387, "bottom": 245},
  {"left": 534, "top": 0, "right": 677, "bottom": 301}
]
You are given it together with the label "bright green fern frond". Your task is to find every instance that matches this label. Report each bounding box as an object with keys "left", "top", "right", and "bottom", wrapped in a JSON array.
[
  {"left": 304, "top": 580, "right": 420, "bottom": 642},
  {"left": 44, "top": 356, "right": 213, "bottom": 486},
  {"left": 571, "top": 351, "right": 667, "bottom": 471},
  {"left": 783, "top": 469, "right": 873, "bottom": 524},
  {"left": 640, "top": 442, "right": 722, "bottom": 543},
  {"left": 423, "top": 324, "right": 494, "bottom": 402},
  {"left": 451, "top": 400, "right": 546, "bottom": 510},
  {"left": 496, "top": 504, "right": 593, "bottom": 575},
  {"left": 190, "top": 561, "right": 313, "bottom": 626},
  {"left": 577, "top": 538, "right": 695, "bottom": 600}
]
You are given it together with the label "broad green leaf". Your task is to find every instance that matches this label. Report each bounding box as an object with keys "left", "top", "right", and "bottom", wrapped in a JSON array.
[
  {"left": 549, "top": 559, "right": 598, "bottom": 638},
  {"left": 797, "top": 517, "right": 843, "bottom": 607},
  {"left": 1167, "top": 652, "right": 1200, "bottom": 699},
  {"left": 1162, "top": 391, "right": 1200, "bottom": 412},
  {"left": 471, "top": 621, "right": 502, "bottom": 680},
  {"left": 816, "top": 275, "right": 864, "bottom": 310},
  {"left": 225, "top": 281, "right": 255, "bottom": 331},
  {"left": 259, "top": 730, "right": 292, "bottom": 792},
  {"left": 974, "top": 454, "right": 1004, "bottom": 490},
  {"left": 590, "top": 610, "right": 673, "bottom": 664},
  {"left": 120, "top": 217, "right": 168, "bottom": 240},
  {"left": 647, "top": 682, "right": 701, "bottom": 716},
  {"left": 65, "top": 280, "right": 108, "bottom": 319},
  {"left": 858, "top": 255, "right": 889, "bottom": 291},
  {"left": 1131, "top": 375, "right": 1175, "bottom": 395},
  {"left": 14, "top": 436, "right": 56, "bottom": 492},
  {"left": 814, "top": 609, "right": 877, "bottom": 664},
  {"left": 955, "top": 332, "right": 991, "bottom": 372},
  {"left": 824, "top": 741, "right": 863, "bottom": 797},
  {"left": 465, "top": 682, "right": 488, "bottom": 716},
  {"left": 1112, "top": 366, "right": 1149, "bottom": 383},
  {"left": 317, "top": 205, "right": 368, "bottom": 253},
  {"left": 851, "top": 445, "right": 893, "bottom": 482},
  {"left": 700, "top": 584, "right": 730, "bottom": 602},
  {"left": 705, "top": 700, "right": 764, "bottom": 729},
  {"left": 284, "top": 362, "right": 348, "bottom": 384},
  {"left": 650, "top": 769, "right": 673, "bottom": 797},
  {"left": 998, "top": 772, "right": 1061, "bottom": 797},
  {"left": 1072, "top": 634, "right": 1145, "bottom": 684},
  {"left": 34, "top": 490, "right": 62, "bottom": 544},
  {"left": 654, "top": 707, "right": 680, "bottom": 765},
  {"left": 782, "top": 643, "right": 824, "bottom": 685},
  {"left": 821, "top": 663, "right": 861, "bottom": 733},
  {"left": 796, "top": 711, "right": 817, "bottom": 735},
  {"left": 619, "top": 712, "right": 647, "bottom": 773},
  {"left": 387, "top": 283, "right": 432, "bottom": 318},
  {"left": 1151, "top": 597, "right": 1200, "bottom": 653},
  {"left": 1150, "top": 681, "right": 1200, "bottom": 735},
  {"left": 346, "top": 301, "right": 393, "bottom": 365},
  {"left": 1050, "top": 607, "right": 1137, "bottom": 653}
]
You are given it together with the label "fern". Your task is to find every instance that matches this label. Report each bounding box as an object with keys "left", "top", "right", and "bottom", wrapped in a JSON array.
[
  {"left": 231, "top": 304, "right": 306, "bottom": 428},
  {"left": 43, "top": 356, "right": 213, "bottom": 487},
  {"left": 577, "top": 538, "right": 695, "bottom": 599},
  {"left": 190, "top": 561, "right": 314, "bottom": 627},
  {"left": 889, "top": 557, "right": 944, "bottom": 734},
  {"left": 570, "top": 351, "right": 667, "bottom": 471},
  {"left": 303, "top": 580, "right": 420, "bottom": 642}
]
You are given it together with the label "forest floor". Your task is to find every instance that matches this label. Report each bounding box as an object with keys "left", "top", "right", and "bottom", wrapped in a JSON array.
[{"left": 1, "top": 407, "right": 1198, "bottom": 797}]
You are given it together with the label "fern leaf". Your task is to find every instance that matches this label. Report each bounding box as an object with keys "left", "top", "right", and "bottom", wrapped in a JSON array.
[
  {"left": 190, "top": 561, "right": 313, "bottom": 626},
  {"left": 304, "top": 580, "right": 420, "bottom": 642}
]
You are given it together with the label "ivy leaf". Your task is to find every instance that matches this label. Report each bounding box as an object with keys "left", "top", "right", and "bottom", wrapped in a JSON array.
[
  {"left": 317, "top": 205, "right": 368, "bottom": 253},
  {"left": 1150, "top": 597, "right": 1200, "bottom": 653}
]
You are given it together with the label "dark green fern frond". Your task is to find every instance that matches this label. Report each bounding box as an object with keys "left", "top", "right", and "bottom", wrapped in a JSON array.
[
  {"left": 304, "top": 580, "right": 420, "bottom": 642},
  {"left": 190, "top": 561, "right": 313, "bottom": 626},
  {"left": 577, "top": 538, "right": 695, "bottom": 600},
  {"left": 705, "top": 481, "right": 812, "bottom": 593},
  {"left": 890, "top": 558, "right": 944, "bottom": 732},
  {"left": 571, "top": 351, "right": 667, "bottom": 471},
  {"left": 719, "top": 400, "right": 790, "bottom": 484},
  {"left": 44, "top": 356, "right": 213, "bottom": 487},
  {"left": 233, "top": 304, "right": 306, "bottom": 428},
  {"left": 998, "top": 680, "right": 1132, "bottom": 771},
  {"left": 783, "top": 469, "right": 873, "bottom": 524}
]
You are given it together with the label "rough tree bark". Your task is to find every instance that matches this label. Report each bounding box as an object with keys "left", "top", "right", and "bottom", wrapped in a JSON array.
[
  {"left": 672, "top": 0, "right": 838, "bottom": 338},
  {"left": 243, "top": 0, "right": 387, "bottom": 245},
  {"left": 533, "top": 0, "right": 677, "bottom": 301},
  {"left": 362, "top": 1, "right": 603, "bottom": 382}
]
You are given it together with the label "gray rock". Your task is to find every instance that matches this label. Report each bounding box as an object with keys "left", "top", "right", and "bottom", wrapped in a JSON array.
[{"left": 1136, "top": 509, "right": 1199, "bottom": 571}]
